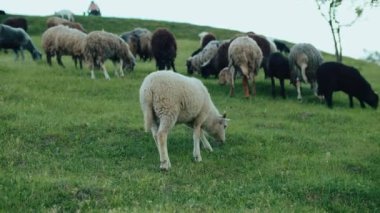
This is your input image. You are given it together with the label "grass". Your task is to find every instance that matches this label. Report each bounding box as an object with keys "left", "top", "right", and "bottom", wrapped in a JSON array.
[{"left": 0, "top": 15, "right": 379, "bottom": 212}]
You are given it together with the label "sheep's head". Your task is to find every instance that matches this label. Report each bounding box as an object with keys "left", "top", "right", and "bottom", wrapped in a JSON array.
[
  {"left": 366, "top": 91, "right": 379, "bottom": 109},
  {"left": 186, "top": 58, "right": 194, "bottom": 74},
  {"left": 218, "top": 67, "right": 231, "bottom": 85},
  {"left": 206, "top": 112, "right": 228, "bottom": 144},
  {"left": 32, "top": 50, "right": 42, "bottom": 61}
]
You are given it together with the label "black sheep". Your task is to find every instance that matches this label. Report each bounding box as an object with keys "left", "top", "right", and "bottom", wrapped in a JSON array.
[
  {"left": 151, "top": 28, "right": 177, "bottom": 71},
  {"left": 0, "top": 24, "right": 41, "bottom": 61},
  {"left": 3, "top": 17, "right": 28, "bottom": 32},
  {"left": 200, "top": 41, "right": 230, "bottom": 78},
  {"left": 266, "top": 52, "right": 291, "bottom": 99},
  {"left": 316, "top": 62, "right": 378, "bottom": 109},
  {"left": 274, "top": 40, "right": 290, "bottom": 53}
]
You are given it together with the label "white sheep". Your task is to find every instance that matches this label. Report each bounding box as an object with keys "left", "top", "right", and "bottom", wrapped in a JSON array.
[
  {"left": 288, "top": 43, "right": 323, "bottom": 100},
  {"left": 54, "top": 9, "right": 75, "bottom": 22},
  {"left": 83, "top": 30, "right": 135, "bottom": 80},
  {"left": 41, "top": 25, "right": 87, "bottom": 68},
  {"left": 228, "top": 36, "right": 263, "bottom": 97},
  {"left": 186, "top": 40, "right": 224, "bottom": 74},
  {"left": 139, "top": 71, "right": 228, "bottom": 171}
]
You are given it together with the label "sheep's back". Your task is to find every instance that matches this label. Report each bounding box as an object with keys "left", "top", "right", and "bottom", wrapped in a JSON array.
[
  {"left": 229, "top": 36, "right": 263, "bottom": 75},
  {"left": 140, "top": 72, "right": 210, "bottom": 123},
  {"left": 289, "top": 43, "right": 323, "bottom": 81}
]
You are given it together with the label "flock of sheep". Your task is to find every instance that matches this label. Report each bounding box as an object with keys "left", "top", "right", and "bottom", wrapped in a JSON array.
[{"left": 1, "top": 15, "right": 378, "bottom": 170}]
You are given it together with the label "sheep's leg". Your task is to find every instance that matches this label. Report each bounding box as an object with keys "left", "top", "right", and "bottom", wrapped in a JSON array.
[
  {"left": 349, "top": 95, "right": 354, "bottom": 108},
  {"left": 229, "top": 67, "right": 235, "bottom": 97},
  {"left": 57, "top": 54, "right": 65, "bottom": 68},
  {"left": 242, "top": 76, "right": 250, "bottom": 98},
  {"left": 359, "top": 99, "right": 366, "bottom": 108},
  {"left": 119, "top": 59, "right": 125, "bottom": 77},
  {"left": 271, "top": 77, "right": 276, "bottom": 98},
  {"left": 296, "top": 78, "right": 302, "bottom": 101},
  {"left": 79, "top": 57, "right": 83, "bottom": 70},
  {"left": 171, "top": 61, "right": 176, "bottom": 72},
  {"left": 200, "top": 130, "right": 213, "bottom": 152},
  {"left": 157, "top": 119, "right": 173, "bottom": 170},
  {"left": 150, "top": 122, "right": 159, "bottom": 151},
  {"left": 325, "top": 92, "right": 333, "bottom": 108},
  {"left": 72, "top": 56, "right": 78, "bottom": 68},
  {"left": 101, "top": 64, "right": 111, "bottom": 80},
  {"left": 280, "top": 78, "right": 286, "bottom": 99},
  {"left": 311, "top": 81, "right": 318, "bottom": 97},
  {"left": 192, "top": 125, "right": 202, "bottom": 162},
  {"left": 20, "top": 48, "right": 25, "bottom": 61},
  {"left": 46, "top": 53, "right": 52, "bottom": 66},
  {"left": 90, "top": 63, "right": 96, "bottom": 79},
  {"left": 13, "top": 49, "right": 19, "bottom": 61},
  {"left": 251, "top": 74, "right": 256, "bottom": 96}
]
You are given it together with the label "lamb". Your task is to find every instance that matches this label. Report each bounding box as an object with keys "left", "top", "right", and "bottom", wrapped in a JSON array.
[
  {"left": 266, "top": 52, "right": 291, "bottom": 99},
  {"left": 46, "top": 17, "right": 86, "bottom": 33},
  {"left": 186, "top": 40, "right": 223, "bottom": 74},
  {"left": 2, "top": 17, "right": 28, "bottom": 32},
  {"left": 41, "top": 25, "right": 87, "bottom": 69},
  {"left": 0, "top": 24, "right": 42, "bottom": 61},
  {"left": 83, "top": 30, "right": 135, "bottom": 80},
  {"left": 316, "top": 62, "right": 378, "bottom": 109},
  {"left": 288, "top": 43, "right": 323, "bottom": 100},
  {"left": 151, "top": 28, "right": 177, "bottom": 71},
  {"left": 201, "top": 41, "right": 230, "bottom": 78},
  {"left": 218, "top": 67, "right": 232, "bottom": 85},
  {"left": 228, "top": 36, "right": 263, "bottom": 97},
  {"left": 139, "top": 71, "right": 228, "bottom": 171}
]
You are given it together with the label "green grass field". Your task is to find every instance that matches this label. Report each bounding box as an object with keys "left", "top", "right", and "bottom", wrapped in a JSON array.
[{"left": 0, "top": 15, "right": 379, "bottom": 212}]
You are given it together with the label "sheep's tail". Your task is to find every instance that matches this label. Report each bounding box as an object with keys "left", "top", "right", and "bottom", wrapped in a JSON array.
[{"left": 240, "top": 64, "right": 250, "bottom": 80}]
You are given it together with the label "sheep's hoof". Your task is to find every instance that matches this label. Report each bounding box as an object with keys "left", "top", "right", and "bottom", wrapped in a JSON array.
[
  {"left": 193, "top": 156, "right": 202, "bottom": 162},
  {"left": 160, "top": 160, "right": 171, "bottom": 171}
]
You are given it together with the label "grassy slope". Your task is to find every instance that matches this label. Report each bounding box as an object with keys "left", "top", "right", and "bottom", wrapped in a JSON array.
[{"left": 0, "top": 15, "right": 379, "bottom": 212}]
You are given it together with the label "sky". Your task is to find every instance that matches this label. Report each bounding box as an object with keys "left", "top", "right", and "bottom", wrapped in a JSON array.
[{"left": 2, "top": 0, "right": 379, "bottom": 59}]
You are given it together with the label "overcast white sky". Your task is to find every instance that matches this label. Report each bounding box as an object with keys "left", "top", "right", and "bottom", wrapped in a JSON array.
[{"left": 2, "top": 0, "right": 379, "bottom": 59}]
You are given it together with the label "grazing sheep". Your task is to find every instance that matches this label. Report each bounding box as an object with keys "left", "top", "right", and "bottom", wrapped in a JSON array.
[
  {"left": 289, "top": 43, "right": 323, "bottom": 100},
  {"left": 121, "top": 28, "right": 152, "bottom": 61},
  {"left": 41, "top": 25, "right": 86, "bottom": 69},
  {"left": 2, "top": 17, "right": 28, "bottom": 32},
  {"left": 201, "top": 41, "right": 230, "bottom": 78},
  {"left": 46, "top": 17, "right": 86, "bottom": 33},
  {"left": 273, "top": 40, "right": 290, "bottom": 53},
  {"left": 266, "top": 52, "right": 291, "bottom": 99},
  {"left": 186, "top": 40, "right": 223, "bottom": 74},
  {"left": 218, "top": 67, "right": 232, "bottom": 85},
  {"left": 151, "top": 28, "right": 177, "bottom": 71},
  {"left": 54, "top": 9, "right": 75, "bottom": 22},
  {"left": 190, "top": 32, "right": 217, "bottom": 57},
  {"left": 83, "top": 30, "right": 135, "bottom": 80},
  {"left": 120, "top": 31, "right": 139, "bottom": 56},
  {"left": 0, "top": 24, "right": 41, "bottom": 61},
  {"left": 139, "top": 71, "right": 228, "bottom": 171},
  {"left": 228, "top": 36, "right": 263, "bottom": 97},
  {"left": 317, "top": 62, "right": 378, "bottom": 109}
]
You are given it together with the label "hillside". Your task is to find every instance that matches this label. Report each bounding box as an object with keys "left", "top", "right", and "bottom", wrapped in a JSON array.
[{"left": 0, "top": 15, "right": 379, "bottom": 212}]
